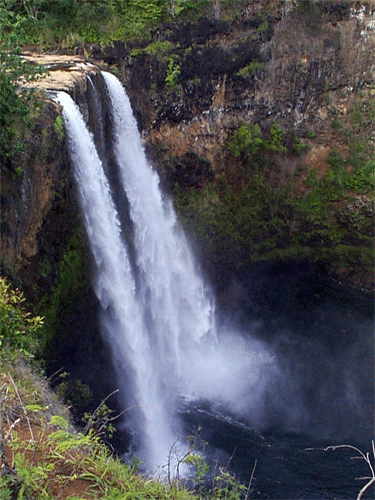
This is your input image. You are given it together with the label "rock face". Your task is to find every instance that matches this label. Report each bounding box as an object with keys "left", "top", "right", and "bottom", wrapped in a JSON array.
[
  {"left": 1, "top": 57, "right": 101, "bottom": 293},
  {"left": 91, "top": 0, "right": 374, "bottom": 290},
  {"left": 0, "top": 58, "right": 118, "bottom": 414},
  {"left": 104, "top": 1, "right": 374, "bottom": 170},
  {"left": 0, "top": 0, "right": 373, "bottom": 425}
]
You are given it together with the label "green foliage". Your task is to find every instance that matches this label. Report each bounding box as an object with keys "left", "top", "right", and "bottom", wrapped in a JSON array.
[
  {"left": 131, "top": 40, "right": 176, "bottom": 61},
  {"left": 268, "top": 122, "right": 287, "bottom": 153},
  {"left": 227, "top": 121, "right": 287, "bottom": 163},
  {"left": 53, "top": 114, "right": 65, "bottom": 138},
  {"left": 0, "top": 276, "right": 43, "bottom": 359},
  {"left": 0, "top": 0, "right": 254, "bottom": 47},
  {"left": 0, "top": 45, "right": 46, "bottom": 173},
  {"left": 211, "top": 471, "right": 247, "bottom": 499},
  {"left": 174, "top": 113, "right": 374, "bottom": 285},
  {"left": 165, "top": 56, "right": 181, "bottom": 90},
  {"left": 56, "top": 378, "right": 93, "bottom": 417},
  {"left": 292, "top": 135, "right": 309, "bottom": 154},
  {"left": 236, "top": 61, "right": 264, "bottom": 77},
  {"left": 0, "top": 371, "right": 255, "bottom": 499},
  {"left": 0, "top": 0, "right": 189, "bottom": 46},
  {"left": 184, "top": 453, "right": 209, "bottom": 484},
  {"left": 170, "top": 0, "right": 210, "bottom": 19},
  {"left": 257, "top": 20, "right": 269, "bottom": 32},
  {"left": 131, "top": 0, "right": 167, "bottom": 23},
  {"left": 83, "top": 402, "right": 116, "bottom": 440},
  {"left": 0, "top": 475, "right": 14, "bottom": 500},
  {"left": 307, "top": 129, "right": 316, "bottom": 138},
  {"left": 326, "top": 90, "right": 375, "bottom": 196},
  {"left": 324, "top": 147, "right": 375, "bottom": 195},
  {"left": 0, "top": 361, "right": 197, "bottom": 499},
  {"left": 0, "top": 1, "right": 36, "bottom": 44},
  {"left": 227, "top": 123, "right": 264, "bottom": 160}
]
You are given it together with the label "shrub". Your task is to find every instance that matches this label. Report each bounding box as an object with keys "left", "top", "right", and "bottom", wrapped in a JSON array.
[
  {"left": 165, "top": 57, "right": 181, "bottom": 90},
  {"left": 227, "top": 123, "right": 264, "bottom": 160},
  {"left": 0, "top": 277, "right": 43, "bottom": 359},
  {"left": 236, "top": 61, "right": 265, "bottom": 77}
]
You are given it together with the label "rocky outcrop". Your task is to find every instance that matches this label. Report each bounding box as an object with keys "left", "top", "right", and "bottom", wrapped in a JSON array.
[
  {"left": 0, "top": 58, "right": 118, "bottom": 414},
  {"left": 101, "top": 1, "right": 375, "bottom": 179}
]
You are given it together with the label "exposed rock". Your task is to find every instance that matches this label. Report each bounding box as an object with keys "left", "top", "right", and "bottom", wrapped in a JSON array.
[
  {"left": 89, "top": 0, "right": 374, "bottom": 291},
  {"left": 127, "top": 1, "right": 375, "bottom": 177},
  {"left": 21, "top": 53, "right": 99, "bottom": 94},
  {"left": 1, "top": 101, "right": 66, "bottom": 270},
  {"left": 1, "top": 55, "right": 101, "bottom": 294}
]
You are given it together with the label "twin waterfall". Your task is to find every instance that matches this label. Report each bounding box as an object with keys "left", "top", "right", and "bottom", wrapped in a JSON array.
[{"left": 56, "top": 73, "right": 274, "bottom": 473}]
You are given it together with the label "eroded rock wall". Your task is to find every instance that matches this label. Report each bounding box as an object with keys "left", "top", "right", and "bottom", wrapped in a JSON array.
[{"left": 1, "top": 1, "right": 374, "bottom": 293}]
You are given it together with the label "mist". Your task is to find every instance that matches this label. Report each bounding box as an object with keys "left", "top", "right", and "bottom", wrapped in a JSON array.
[{"left": 199, "top": 270, "right": 374, "bottom": 446}]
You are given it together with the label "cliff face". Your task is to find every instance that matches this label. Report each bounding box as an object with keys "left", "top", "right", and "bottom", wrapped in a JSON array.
[
  {"left": 1, "top": 1, "right": 374, "bottom": 294},
  {"left": 109, "top": 1, "right": 374, "bottom": 170},
  {"left": 1, "top": 100, "right": 65, "bottom": 268},
  {"left": 0, "top": 0, "right": 373, "bottom": 428},
  {"left": 0, "top": 58, "right": 117, "bottom": 413},
  {"left": 1, "top": 58, "right": 100, "bottom": 294},
  {"left": 92, "top": 0, "right": 374, "bottom": 290}
]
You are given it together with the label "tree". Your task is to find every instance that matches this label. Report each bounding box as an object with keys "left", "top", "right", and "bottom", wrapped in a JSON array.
[{"left": 0, "top": 44, "right": 45, "bottom": 172}]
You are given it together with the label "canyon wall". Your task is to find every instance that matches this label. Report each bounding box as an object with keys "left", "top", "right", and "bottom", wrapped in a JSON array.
[{"left": 1, "top": 58, "right": 100, "bottom": 292}]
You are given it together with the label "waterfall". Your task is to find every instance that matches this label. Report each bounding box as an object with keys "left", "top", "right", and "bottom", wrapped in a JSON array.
[
  {"left": 42, "top": 66, "right": 374, "bottom": 499},
  {"left": 55, "top": 75, "right": 276, "bottom": 474},
  {"left": 55, "top": 83, "right": 218, "bottom": 472},
  {"left": 101, "top": 72, "right": 217, "bottom": 375},
  {"left": 55, "top": 91, "right": 174, "bottom": 471}
]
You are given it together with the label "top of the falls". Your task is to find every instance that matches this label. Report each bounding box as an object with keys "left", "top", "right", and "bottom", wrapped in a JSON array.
[{"left": 21, "top": 53, "right": 99, "bottom": 92}]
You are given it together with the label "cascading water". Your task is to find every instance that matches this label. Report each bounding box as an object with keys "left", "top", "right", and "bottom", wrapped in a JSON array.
[
  {"left": 56, "top": 77, "right": 277, "bottom": 473},
  {"left": 101, "top": 72, "right": 218, "bottom": 399},
  {"left": 100, "top": 71, "right": 280, "bottom": 459},
  {"left": 55, "top": 91, "right": 177, "bottom": 471}
]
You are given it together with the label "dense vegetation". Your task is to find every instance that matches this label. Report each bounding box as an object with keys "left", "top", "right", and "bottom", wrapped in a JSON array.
[
  {"left": 0, "top": 45, "right": 46, "bottom": 173},
  {"left": 0, "top": 0, "right": 251, "bottom": 47}
]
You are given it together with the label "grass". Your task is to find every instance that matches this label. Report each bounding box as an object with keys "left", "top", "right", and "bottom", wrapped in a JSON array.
[
  {"left": 0, "top": 357, "right": 191, "bottom": 499},
  {"left": 0, "top": 354, "right": 254, "bottom": 499}
]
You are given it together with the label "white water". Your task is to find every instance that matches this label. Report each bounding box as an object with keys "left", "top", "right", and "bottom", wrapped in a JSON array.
[
  {"left": 55, "top": 92, "right": 174, "bottom": 470},
  {"left": 102, "top": 71, "right": 218, "bottom": 468},
  {"left": 56, "top": 78, "right": 277, "bottom": 474}
]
